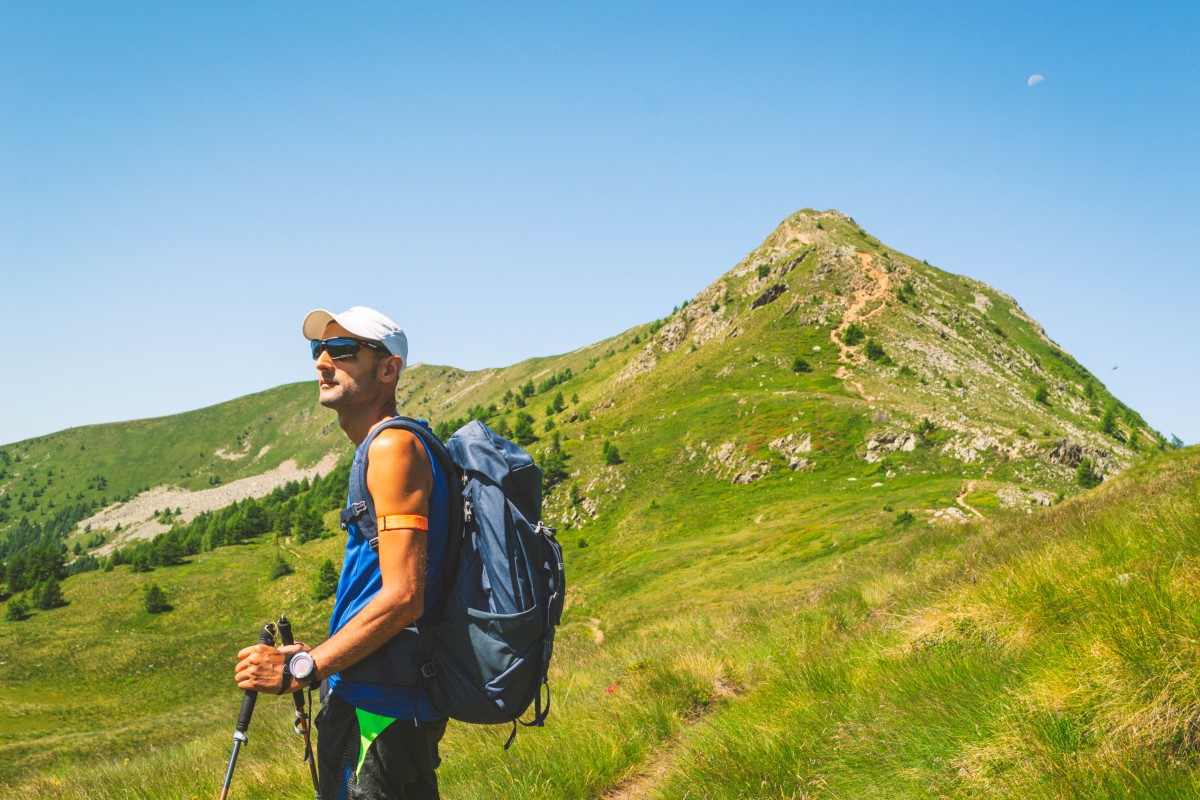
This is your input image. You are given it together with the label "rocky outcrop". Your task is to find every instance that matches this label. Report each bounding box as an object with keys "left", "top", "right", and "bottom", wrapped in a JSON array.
[
  {"left": 864, "top": 431, "right": 917, "bottom": 463},
  {"left": 685, "top": 440, "right": 772, "bottom": 484},
  {"left": 769, "top": 433, "right": 814, "bottom": 471},
  {"left": 751, "top": 283, "right": 787, "bottom": 309}
]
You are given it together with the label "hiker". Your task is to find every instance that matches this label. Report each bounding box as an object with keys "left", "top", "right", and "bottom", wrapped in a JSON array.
[{"left": 233, "top": 306, "right": 451, "bottom": 799}]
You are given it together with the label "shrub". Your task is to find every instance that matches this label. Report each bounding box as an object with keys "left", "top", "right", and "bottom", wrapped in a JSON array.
[
  {"left": 312, "top": 559, "right": 338, "bottom": 601},
  {"left": 513, "top": 413, "right": 537, "bottom": 446},
  {"left": 1099, "top": 405, "right": 1118, "bottom": 437},
  {"left": 791, "top": 357, "right": 812, "bottom": 374},
  {"left": 864, "top": 340, "right": 887, "bottom": 362},
  {"left": 6, "top": 597, "right": 30, "bottom": 622},
  {"left": 602, "top": 441, "right": 623, "bottom": 466},
  {"left": 893, "top": 511, "right": 915, "bottom": 526},
  {"left": 843, "top": 324, "right": 865, "bottom": 346},
  {"left": 542, "top": 434, "right": 570, "bottom": 492},
  {"left": 270, "top": 555, "right": 294, "bottom": 580},
  {"left": 757, "top": 264, "right": 770, "bottom": 279},
  {"left": 143, "top": 583, "right": 171, "bottom": 614},
  {"left": 1034, "top": 385, "right": 1049, "bottom": 405},
  {"left": 1076, "top": 458, "right": 1102, "bottom": 489},
  {"left": 33, "top": 577, "right": 66, "bottom": 610}
]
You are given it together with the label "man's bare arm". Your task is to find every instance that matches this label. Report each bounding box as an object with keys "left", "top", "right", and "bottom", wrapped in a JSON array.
[{"left": 235, "top": 427, "right": 433, "bottom": 692}]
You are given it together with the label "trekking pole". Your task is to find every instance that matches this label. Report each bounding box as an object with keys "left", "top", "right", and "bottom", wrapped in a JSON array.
[
  {"left": 277, "top": 616, "right": 321, "bottom": 799},
  {"left": 218, "top": 621, "right": 277, "bottom": 800}
]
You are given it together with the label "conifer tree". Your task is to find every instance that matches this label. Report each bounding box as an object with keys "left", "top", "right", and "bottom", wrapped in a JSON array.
[
  {"left": 270, "top": 554, "right": 293, "bottom": 580},
  {"left": 1099, "top": 405, "right": 1118, "bottom": 437},
  {"left": 34, "top": 576, "right": 65, "bottom": 610},
  {"left": 514, "top": 413, "right": 537, "bottom": 446},
  {"left": 1076, "top": 458, "right": 1102, "bottom": 489},
  {"left": 542, "top": 433, "right": 569, "bottom": 491},
  {"left": 143, "top": 583, "right": 170, "bottom": 614},
  {"left": 313, "top": 559, "right": 338, "bottom": 601},
  {"left": 6, "top": 597, "right": 30, "bottom": 622}
]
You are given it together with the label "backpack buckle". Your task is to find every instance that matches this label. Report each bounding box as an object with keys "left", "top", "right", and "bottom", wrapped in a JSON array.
[{"left": 420, "top": 663, "right": 437, "bottom": 680}]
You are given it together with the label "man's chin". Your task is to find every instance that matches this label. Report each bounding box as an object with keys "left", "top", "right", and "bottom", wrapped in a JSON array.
[{"left": 317, "top": 388, "right": 345, "bottom": 409}]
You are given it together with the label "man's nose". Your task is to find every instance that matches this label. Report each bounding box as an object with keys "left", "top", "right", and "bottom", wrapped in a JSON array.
[{"left": 314, "top": 348, "right": 335, "bottom": 370}]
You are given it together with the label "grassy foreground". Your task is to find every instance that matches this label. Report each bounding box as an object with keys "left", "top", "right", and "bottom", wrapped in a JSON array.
[{"left": 4, "top": 447, "right": 1198, "bottom": 798}]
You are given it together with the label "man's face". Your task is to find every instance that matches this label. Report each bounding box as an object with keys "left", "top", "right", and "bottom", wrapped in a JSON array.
[{"left": 313, "top": 321, "right": 390, "bottom": 411}]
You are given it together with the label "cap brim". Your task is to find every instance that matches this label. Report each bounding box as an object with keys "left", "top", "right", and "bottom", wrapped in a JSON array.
[{"left": 302, "top": 309, "right": 337, "bottom": 340}]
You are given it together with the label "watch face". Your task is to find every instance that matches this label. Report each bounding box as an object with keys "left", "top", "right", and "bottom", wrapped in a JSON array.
[{"left": 290, "top": 652, "right": 314, "bottom": 679}]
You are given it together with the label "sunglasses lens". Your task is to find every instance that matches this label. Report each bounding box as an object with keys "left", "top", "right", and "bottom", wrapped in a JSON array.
[
  {"left": 326, "top": 339, "right": 361, "bottom": 359},
  {"left": 312, "top": 338, "right": 364, "bottom": 360}
]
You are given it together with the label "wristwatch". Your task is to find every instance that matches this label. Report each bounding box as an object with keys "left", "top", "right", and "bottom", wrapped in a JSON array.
[{"left": 286, "top": 651, "right": 320, "bottom": 690}]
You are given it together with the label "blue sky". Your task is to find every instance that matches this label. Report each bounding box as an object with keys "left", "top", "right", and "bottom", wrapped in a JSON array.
[{"left": 2, "top": 2, "right": 1197, "bottom": 446}]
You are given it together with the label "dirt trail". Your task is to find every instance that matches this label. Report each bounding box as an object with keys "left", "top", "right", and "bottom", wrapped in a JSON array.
[
  {"left": 602, "top": 679, "right": 741, "bottom": 800},
  {"left": 587, "top": 618, "right": 605, "bottom": 645},
  {"left": 832, "top": 252, "right": 892, "bottom": 401},
  {"left": 956, "top": 480, "right": 986, "bottom": 519}
]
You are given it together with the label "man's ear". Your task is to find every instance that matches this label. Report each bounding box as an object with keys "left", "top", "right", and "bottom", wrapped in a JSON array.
[{"left": 379, "top": 355, "right": 403, "bottom": 385}]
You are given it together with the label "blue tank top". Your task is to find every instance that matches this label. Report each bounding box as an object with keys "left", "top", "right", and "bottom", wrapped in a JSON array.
[{"left": 326, "top": 418, "right": 449, "bottom": 721}]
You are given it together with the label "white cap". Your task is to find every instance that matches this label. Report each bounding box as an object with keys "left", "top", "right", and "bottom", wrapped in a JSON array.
[{"left": 302, "top": 306, "right": 409, "bottom": 376}]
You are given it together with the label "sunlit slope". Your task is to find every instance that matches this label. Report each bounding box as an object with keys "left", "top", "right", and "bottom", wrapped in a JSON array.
[
  {"left": 0, "top": 382, "right": 343, "bottom": 542},
  {"left": 648, "top": 447, "right": 1200, "bottom": 799},
  {"left": 0, "top": 209, "right": 1176, "bottom": 797},
  {"left": 5, "top": 440, "right": 1194, "bottom": 797},
  {"left": 3, "top": 209, "right": 1158, "bottom": 553}
]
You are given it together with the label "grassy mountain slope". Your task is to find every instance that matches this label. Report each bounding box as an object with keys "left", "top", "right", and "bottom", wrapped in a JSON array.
[
  {"left": 0, "top": 210, "right": 1180, "bottom": 797},
  {"left": 0, "top": 382, "right": 345, "bottom": 549}
]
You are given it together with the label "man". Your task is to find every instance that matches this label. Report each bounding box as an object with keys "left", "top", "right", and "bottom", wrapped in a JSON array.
[{"left": 234, "top": 306, "right": 451, "bottom": 799}]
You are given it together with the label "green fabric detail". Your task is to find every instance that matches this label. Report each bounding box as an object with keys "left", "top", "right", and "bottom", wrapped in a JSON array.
[{"left": 354, "top": 707, "right": 397, "bottom": 780}]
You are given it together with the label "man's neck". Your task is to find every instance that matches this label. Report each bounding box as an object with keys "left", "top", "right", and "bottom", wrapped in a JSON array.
[{"left": 338, "top": 402, "right": 399, "bottom": 446}]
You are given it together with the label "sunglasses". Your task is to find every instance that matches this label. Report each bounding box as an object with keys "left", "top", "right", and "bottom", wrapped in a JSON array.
[{"left": 310, "top": 337, "right": 390, "bottom": 361}]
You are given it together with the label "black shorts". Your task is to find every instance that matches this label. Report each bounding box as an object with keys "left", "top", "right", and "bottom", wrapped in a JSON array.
[{"left": 316, "top": 692, "right": 447, "bottom": 800}]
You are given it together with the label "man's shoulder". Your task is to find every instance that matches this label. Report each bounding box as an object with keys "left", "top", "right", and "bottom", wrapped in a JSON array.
[{"left": 367, "top": 426, "right": 432, "bottom": 474}]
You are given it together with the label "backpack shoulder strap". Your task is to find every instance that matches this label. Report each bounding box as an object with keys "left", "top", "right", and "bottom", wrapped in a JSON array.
[{"left": 339, "top": 416, "right": 465, "bottom": 619}]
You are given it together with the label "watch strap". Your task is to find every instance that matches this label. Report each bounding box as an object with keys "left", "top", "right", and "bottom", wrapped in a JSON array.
[
  {"left": 279, "top": 655, "right": 292, "bottom": 695},
  {"left": 304, "top": 655, "right": 321, "bottom": 690}
]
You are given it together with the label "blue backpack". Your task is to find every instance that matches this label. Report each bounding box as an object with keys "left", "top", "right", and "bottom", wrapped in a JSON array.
[{"left": 344, "top": 417, "right": 565, "bottom": 747}]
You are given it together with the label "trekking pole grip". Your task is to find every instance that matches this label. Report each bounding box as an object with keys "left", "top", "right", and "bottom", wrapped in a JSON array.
[
  {"left": 235, "top": 623, "right": 277, "bottom": 734},
  {"left": 276, "top": 616, "right": 306, "bottom": 708}
]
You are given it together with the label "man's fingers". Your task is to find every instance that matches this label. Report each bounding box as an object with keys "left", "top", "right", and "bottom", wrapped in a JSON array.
[{"left": 237, "top": 643, "right": 269, "bottom": 660}]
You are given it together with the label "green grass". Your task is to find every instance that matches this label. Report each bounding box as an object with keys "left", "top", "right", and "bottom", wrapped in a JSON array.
[
  {"left": 0, "top": 209, "right": 1186, "bottom": 797},
  {"left": 8, "top": 448, "right": 1199, "bottom": 798}
]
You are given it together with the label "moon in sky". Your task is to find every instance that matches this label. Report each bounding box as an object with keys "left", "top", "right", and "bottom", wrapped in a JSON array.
[{"left": 1028, "top": 74, "right": 1045, "bottom": 86}]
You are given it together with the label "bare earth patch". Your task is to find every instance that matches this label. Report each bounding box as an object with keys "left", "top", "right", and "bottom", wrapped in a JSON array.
[
  {"left": 833, "top": 251, "right": 891, "bottom": 401},
  {"left": 83, "top": 452, "right": 341, "bottom": 554}
]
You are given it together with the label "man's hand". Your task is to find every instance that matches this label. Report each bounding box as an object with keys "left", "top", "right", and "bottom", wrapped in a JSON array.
[{"left": 235, "top": 643, "right": 308, "bottom": 695}]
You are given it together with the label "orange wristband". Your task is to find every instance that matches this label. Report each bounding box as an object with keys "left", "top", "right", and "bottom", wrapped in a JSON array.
[{"left": 378, "top": 514, "right": 429, "bottom": 532}]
